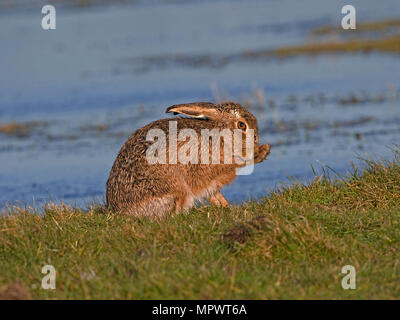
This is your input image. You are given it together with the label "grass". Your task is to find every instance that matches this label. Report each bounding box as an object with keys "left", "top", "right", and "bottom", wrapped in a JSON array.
[
  {"left": 1, "top": 151, "right": 400, "bottom": 299},
  {"left": 313, "top": 19, "right": 400, "bottom": 35},
  {"left": 0, "top": 121, "right": 47, "bottom": 138},
  {"left": 265, "top": 18, "right": 400, "bottom": 57},
  {"left": 271, "top": 35, "right": 400, "bottom": 58}
]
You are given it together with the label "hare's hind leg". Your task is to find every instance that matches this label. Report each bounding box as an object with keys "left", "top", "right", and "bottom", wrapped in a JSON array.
[
  {"left": 174, "top": 192, "right": 196, "bottom": 213},
  {"left": 122, "top": 195, "right": 176, "bottom": 218},
  {"left": 209, "top": 191, "right": 229, "bottom": 207}
]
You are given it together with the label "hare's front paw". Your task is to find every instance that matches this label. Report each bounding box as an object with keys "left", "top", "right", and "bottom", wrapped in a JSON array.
[{"left": 254, "top": 144, "right": 271, "bottom": 164}]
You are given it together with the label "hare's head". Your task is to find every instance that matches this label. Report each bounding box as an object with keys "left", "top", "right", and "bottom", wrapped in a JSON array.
[
  {"left": 166, "top": 101, "right": 259, "bottom": 143},
  {"left": 166, "top": 101, "right": 262, "bottom": 165}
]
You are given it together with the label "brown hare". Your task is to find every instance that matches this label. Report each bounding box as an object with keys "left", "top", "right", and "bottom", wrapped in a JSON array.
[{"left": 106, "top": 101, "right": 270, "bottom": 218}]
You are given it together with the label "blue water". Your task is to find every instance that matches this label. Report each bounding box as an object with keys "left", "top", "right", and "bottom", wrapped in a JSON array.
[{"left": 1, "top": 0, "right": 400, "bottom": 209}]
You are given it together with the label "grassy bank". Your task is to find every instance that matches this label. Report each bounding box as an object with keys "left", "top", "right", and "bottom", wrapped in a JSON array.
[
  {"left": 261, "top": 19, "right": 400, "bottom": 58},
  {"left": 312, "top": 19, "right": 400, "bottom": 35},
  {"left": 1, "top": 152, "right": 400, "bottom": 299},
  {"left": 272, "top": 35, "right": 400, "bottom": 57}
]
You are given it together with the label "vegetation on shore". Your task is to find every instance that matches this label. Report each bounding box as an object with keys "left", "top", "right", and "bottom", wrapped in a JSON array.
[
  {"left": 128, "top": 18, "right": 400, "bottom": 72},
  {"left": 0, "top": 121, "right": 47, "bottom": 139},
  {"left": 251, "top": 19, "right": 400, "bottom": 58},
  {"left": 1, "top": 151, "right": 399, "bottom": 299},
  {"left": 312, "top": 19, "right": 400, "bottom": 35},
  {"left": 271, "top": 35, "right": 400, "bottom": 58}
]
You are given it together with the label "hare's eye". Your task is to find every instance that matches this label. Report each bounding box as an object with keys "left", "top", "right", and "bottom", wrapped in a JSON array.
[{"left": 237, "top": 121, "right": 247, "bottom": 130}]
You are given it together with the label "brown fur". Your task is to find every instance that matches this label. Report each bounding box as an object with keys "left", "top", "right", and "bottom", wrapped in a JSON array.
[{"left": 106, "top": 101, "right": 270, "bottom": 218}]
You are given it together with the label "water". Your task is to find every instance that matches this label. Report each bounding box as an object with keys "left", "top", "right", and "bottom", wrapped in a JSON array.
[{"left": 1, "top": 0, "right": 400, "bottom": 209}]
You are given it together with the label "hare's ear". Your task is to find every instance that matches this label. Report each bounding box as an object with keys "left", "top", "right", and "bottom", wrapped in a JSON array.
[{"left": 166, "top": 102, "right": 220, "bottom": 120}]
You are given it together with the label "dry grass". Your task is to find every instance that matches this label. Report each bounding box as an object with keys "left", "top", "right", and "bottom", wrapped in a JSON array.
[
  {"left": 270, "top": 35, "right": 400, "bottom": 57},
  {"left": 0, "top": 121, "right": 47, "bottom": 138},
  {"left": 313, "top": 19, "right": 400, "bottom": 35},
  {"left": 0, "top": 122, "right": 31, "bottom": 138}
]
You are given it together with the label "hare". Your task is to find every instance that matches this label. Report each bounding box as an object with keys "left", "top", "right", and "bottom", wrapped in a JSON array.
[{"left": 106, "top": 101, "right": 270, "bottom": 218}]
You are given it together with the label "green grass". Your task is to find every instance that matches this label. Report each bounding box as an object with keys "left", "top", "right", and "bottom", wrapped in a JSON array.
[{"left": 1, "top": 152, "right": 400, "bottom": 299}]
